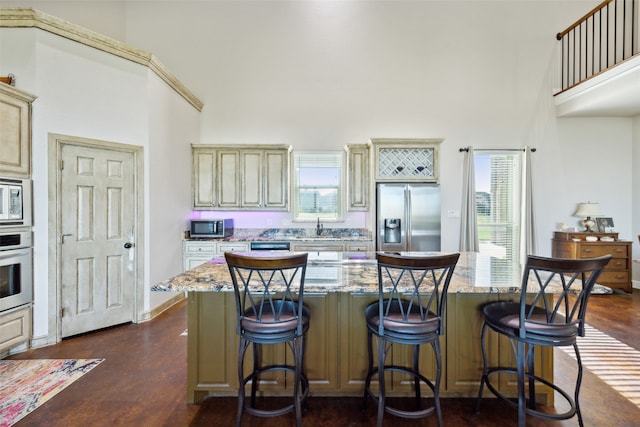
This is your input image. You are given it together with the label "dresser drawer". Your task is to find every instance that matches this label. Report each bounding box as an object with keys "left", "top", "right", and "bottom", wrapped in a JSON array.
[
  {"left": 604, "top": 257, "right": 629, "bottom": 271},
  {"left": 598, "top": 270, "right": 630, "bottom": 284},
  {"left": 578, "top": 244, "right": 629, "bottom": 259}
]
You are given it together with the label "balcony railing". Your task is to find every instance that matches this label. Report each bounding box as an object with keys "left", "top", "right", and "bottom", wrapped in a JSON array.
[{"left": 556, "top": 0, "right": 638, "bottom": 93}]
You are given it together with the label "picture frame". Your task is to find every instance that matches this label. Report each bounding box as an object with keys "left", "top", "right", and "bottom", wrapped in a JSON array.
[{"left": 596, "top": 217, "right": 614, "bottom": 232}]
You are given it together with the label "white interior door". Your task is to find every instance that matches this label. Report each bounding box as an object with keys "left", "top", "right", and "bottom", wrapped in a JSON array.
[{"left": 59, "top": 143, "right": 136, "bottom": 337}]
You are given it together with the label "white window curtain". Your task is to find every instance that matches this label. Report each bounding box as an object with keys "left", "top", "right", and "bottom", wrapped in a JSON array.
[
  {"left": 459, "top": 146, "right": 479, "bottom": 251},
  {"left": 459, "top": 146, "right": 536, "bottom": 263},
  {"left": 519, "top": 147, "right": 537, "bottom": 264}
]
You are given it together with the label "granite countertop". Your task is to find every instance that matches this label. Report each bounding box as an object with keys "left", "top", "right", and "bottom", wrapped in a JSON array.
[
  {"left": 153, "top": 251, "right": 612, "bottom": 295},
  {"left": 188, "top": 227, "right": 373, "bottom": 242}
]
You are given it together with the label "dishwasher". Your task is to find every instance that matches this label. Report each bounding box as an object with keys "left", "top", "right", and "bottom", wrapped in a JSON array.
[{"left": 250, "top": 241, "right": 291, "bottom": 251}]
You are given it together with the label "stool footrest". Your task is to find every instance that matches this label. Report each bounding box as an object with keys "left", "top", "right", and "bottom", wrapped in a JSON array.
[{"left": 481, "top": 367, "right": 577, "bottom": 421}]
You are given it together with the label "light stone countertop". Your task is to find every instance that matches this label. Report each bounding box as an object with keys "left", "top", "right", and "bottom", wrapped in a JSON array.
[
  {"left": 187, "top": 227, "right": 373, "bottom": 242},
  {"left": 153, "top": 251, "right": 612, "bottom": 295}
]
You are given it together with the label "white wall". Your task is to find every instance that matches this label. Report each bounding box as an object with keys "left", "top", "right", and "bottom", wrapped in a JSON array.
[
  {"left": 0, "top": 27, "right": 200, "bottom": 340},
  {"left": 119, "top": 0, "right": 637, "bottom": 255},
  {"left": 145, "top": 70, "right": 199, "bottom": 295}
]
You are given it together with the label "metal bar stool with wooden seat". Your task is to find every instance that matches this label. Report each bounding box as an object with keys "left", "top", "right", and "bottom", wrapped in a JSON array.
[
  {"left": 474, "top": 254, "right": 611, "bottom": 427},
  {"left": 225, "top": 251, "right": 310, "bottom": 427},
  {"left": 363, "top": 252, "right": 460, "bottom": 427}
]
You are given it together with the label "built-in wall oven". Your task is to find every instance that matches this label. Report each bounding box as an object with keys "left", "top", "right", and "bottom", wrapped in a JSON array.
[
  {"left": 0, "top": 177, "right": 32, "bottom": 228},
  {"left": 0, "top": 229, "right": 32, "bottom": 312}
]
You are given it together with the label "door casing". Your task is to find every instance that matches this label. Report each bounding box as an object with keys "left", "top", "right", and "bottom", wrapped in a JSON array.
[{"left": 47, "top": 133, "right": 145, "bottom": 343}]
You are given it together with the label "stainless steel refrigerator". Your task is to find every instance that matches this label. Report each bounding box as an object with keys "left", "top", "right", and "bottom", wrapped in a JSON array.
[{"left": 376, "top": 183, "right": 441, "bottom": 252}]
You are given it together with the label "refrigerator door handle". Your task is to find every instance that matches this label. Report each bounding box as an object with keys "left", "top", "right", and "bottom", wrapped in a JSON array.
[{"left": 405, "top": 187, "right": 412, "bottom": 250}]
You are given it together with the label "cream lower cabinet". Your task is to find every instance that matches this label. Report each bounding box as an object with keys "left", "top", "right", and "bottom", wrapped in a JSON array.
[
  {"left": 193, "top": 144, "right": 290, "bottom": 211},
  {"left": 291, "top": 241, "right": 373, "bottom": 252},
  {"left": 0, "top": 306, "right": 31, "bottom": 354},
  {"left": 291, "top": 242, "right": 346, "bottom": 252},
  {"left": 182, "top": 241, "right": 249, "bottom": 271},
  {"left": 0, "top": 83, "right": 36, "bottom": 177}
]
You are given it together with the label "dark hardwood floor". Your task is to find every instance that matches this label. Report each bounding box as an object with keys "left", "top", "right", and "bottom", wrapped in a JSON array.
[{"left": 7, "top": 289, "right": 640, "bottom": 426}]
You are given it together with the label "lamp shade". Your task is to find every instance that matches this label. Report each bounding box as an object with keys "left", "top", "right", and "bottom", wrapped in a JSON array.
[{"left": 572, "top": 202, "right": 603, "bottom": 218}]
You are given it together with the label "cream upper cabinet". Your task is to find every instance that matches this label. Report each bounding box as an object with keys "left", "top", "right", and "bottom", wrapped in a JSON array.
[
  {"left": 370, "top": 138, "right": 443, "bottom": 182},
  {"left": 345, "top": 144, "right": 369, "bottom": 211},
  {"left": 263, "top": 149, "right": 289, "bottom": 209},
  {"left": 217, "top": 149, "right": 240, "bottom": 208},
  {"left": 241, "top": 150, "right": 263, "bottom": 208},
  {"left": 193, "top": 148, "right": 217, "bottom": 208},
  {"left": 0, "top": 83, "right": 36, "bottom": 177},
  {"left": 192, "top": 147, "right": 241, "bottom": 209},
  {"left": 193, "top": 144, "right": 290, "bottom": 210}
]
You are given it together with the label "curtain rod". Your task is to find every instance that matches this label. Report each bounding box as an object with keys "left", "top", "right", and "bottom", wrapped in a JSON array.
[{"left": 458, "top": 147, "right": 536, "bottom": 152}]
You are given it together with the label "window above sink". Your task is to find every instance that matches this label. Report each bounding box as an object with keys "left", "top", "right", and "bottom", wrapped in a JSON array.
[{"left": 293, "top": 152, "right": 343, "bottom": 221}]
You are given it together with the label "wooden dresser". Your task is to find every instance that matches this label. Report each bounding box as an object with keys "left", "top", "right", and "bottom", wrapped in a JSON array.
[{"left": 551, "top": 231, "right": 632, "bottom": 292}]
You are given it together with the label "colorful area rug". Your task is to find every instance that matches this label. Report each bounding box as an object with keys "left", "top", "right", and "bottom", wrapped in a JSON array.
[
  {"left": 0, "top": 359, "right": 103, "bottom": 426},
  {"left": 559, "top": 324, "right": 640, "bottom": 407}
]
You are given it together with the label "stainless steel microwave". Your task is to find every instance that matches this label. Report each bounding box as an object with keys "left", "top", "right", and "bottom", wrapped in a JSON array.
[
  {"left": 190, "top": 219, "right": 234, "bottom": 238},
  {"left": 0, "top": 177, "right": 31, "bottom": 228}
]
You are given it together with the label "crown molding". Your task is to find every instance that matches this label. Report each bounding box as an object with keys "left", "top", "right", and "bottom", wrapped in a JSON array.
[{"left": 0, "top": 8, "right": 203, "bottom": 111}]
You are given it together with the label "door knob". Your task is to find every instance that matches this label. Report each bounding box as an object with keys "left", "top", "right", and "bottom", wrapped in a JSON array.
[{"left": 124, "top": 242, "right": 134, "bottom": 249}]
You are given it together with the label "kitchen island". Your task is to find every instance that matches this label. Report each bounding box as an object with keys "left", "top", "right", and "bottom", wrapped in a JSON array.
[{"left": 154, "top": 251, "right": 610, "bottom": 404}]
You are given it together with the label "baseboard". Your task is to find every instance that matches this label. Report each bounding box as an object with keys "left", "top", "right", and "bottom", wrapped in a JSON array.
[
  {"left": 145, "top": 291, "right": 186, "bottom": 322},
  {"left": 30, "top": 334, "right": 57, "bottom": 350}
]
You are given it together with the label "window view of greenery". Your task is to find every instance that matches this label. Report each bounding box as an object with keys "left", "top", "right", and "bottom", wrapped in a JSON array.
[
  {"left": 293, "top": 152, "right": 343, "bottom": 221},
  {"left": 475, "top": 152, "right": 521, "bottom": 267}
]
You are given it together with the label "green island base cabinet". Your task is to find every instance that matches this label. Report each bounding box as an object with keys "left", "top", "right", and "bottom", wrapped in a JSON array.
[
  {"left": 187, "top": 292, "right": 552, "bottom": 404},
  {"left": 169, "top": 253, "right": 559, "bottom": 405}
]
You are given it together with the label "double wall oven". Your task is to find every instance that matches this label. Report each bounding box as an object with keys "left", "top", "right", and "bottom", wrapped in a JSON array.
[
  {"left": 0, "top": 229, "right": 32, "bottom": 312},
  {"left": 0, "top": 177, "right": 33, "bottom": 314}
]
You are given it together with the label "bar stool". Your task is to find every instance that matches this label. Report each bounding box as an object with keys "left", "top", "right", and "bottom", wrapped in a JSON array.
[
  {"left": 475, "top": 254, "right": 611, "bottom": 427},
  {"left": 225, "top": 251, "right": 310, "bottom": 427},
  {"left": 363, "top": 252, "right": 460, "bottom": 427}
]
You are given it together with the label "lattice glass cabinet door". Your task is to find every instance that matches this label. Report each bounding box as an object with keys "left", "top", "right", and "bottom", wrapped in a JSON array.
[{"left": 371, "top": 138, "right": 442, "bottom": 182}]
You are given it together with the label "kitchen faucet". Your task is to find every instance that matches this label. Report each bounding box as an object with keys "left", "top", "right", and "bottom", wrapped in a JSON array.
[{"left": 316, "top": 217, "right": 323, "bottom": 236}]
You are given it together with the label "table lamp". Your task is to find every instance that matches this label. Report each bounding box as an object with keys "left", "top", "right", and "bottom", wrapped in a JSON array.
[{"left": 572, "top": 202, "right": 603, "bottom": 232}]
